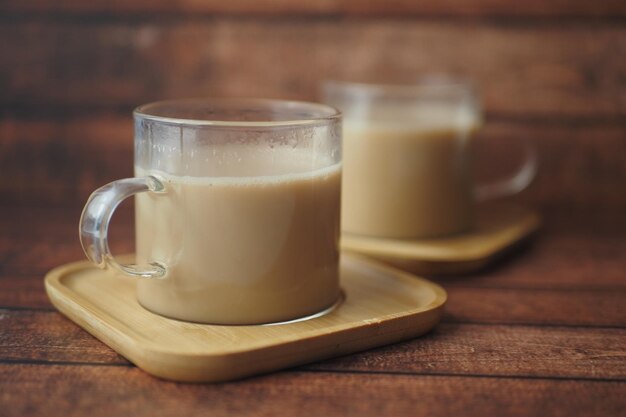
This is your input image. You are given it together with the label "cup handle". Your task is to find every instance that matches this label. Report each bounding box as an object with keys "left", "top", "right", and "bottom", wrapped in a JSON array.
[
  {"left": 473, "top": 140, "right": 538, "bottom": 202},
  {"left": 79, "top": 176, "right": 167, "bottom": 278}
]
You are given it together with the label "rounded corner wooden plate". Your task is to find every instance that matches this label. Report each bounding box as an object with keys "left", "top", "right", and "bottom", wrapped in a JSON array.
[
  {"left": 341, "top": 203, "right": 541, "bottom": 275},
  {"left": 44, "top": 254, "right": 446, "bottom": 383}
]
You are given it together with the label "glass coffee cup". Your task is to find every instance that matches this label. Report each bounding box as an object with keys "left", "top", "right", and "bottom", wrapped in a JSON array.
[
  {"left": 80, "top": 98, "right": 342, "bottom": 325},
  {"left": 323, "top": 79, "right": 536, "bottom": 239}
]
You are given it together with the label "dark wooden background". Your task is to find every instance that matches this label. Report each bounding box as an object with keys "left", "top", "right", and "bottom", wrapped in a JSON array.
[{"left": 0, "top": 1, "right": 625, "bottom": 416}]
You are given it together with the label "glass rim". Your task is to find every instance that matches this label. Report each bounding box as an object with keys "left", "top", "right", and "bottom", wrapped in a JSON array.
[
  {"left": 323, "top": 77, "right": 476, "bottom": 97},
  {"left": 134, "top": 97, "right": 342, "bottom": 128}
]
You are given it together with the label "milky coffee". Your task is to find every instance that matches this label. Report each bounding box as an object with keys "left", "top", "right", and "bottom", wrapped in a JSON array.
[
  {"left": 342, "top": 107, "right": 479, "bottom": 238},
  {"left": 135, "top": 146, "right": 341, "bottom": 324}
]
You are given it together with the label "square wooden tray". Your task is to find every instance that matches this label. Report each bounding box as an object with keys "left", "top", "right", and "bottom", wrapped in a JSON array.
[
  {"left": 341, "top": 203, "right": 540, "bottom": 275},
  {"left": 45, "top": 254, "right": 446, "bottom": 383}
]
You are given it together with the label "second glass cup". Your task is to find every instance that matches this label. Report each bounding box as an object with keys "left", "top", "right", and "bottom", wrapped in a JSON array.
[
  {"left": 80, "top": 98, "right": 342, "bottom": 325},
  {"left": 323, "top": 79, "right": 536, "bottom": 239}
]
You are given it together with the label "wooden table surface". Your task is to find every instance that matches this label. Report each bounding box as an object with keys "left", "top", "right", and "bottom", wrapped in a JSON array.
[
  {"left": 2, "top": 203, "right": 625, "bottom": 416},
  {"left": 1, "top": 1, "right": 625, "bottom": 416}
]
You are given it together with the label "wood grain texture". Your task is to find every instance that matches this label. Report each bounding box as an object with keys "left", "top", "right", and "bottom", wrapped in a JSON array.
[
  {"left": 2, "top": 21, "right": 625, "bottom": 119},
  {"left": 0, "top": 117, "right": 134, "bottom": 206},
  {"left": 0, "top": 277, "right": 53, "bottom": 310},
  {"left": 445, "top": 287, "right": 626, "bottom": 327},
  {"left": 436, "top": 236, "right": 626, "bottom": 290},
  {"left": 311, "top": 323, "right": 626, "bottom": 379},
  {"left": 0, "top": 206, "right": 129, "bottom": 241},
  {"left": 2, "top": 117, "right": 625, "bottom": 208},
  {"left": 1, "top": 365, "right": 624, "bottom": 417},
  {"left": 0, "top": 309, "right": 127, "bottom": 364},
  {"left": 3, "top": 309, "right": 625, "bottom": 380},
  {"left": 2, "top": 0, "right": 626, "bottom": 17}
]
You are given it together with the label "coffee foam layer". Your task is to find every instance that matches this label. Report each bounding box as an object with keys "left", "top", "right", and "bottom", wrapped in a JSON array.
[{"left": 136, "top": 146, "right": 340, "bottom": 185}]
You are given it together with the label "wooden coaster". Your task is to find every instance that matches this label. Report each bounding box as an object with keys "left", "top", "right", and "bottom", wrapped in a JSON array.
[
  {"left": 45, "top": 254, "right": 446, "bottom": 383},
  {"left": 341, "top": 203, "right": 540, "bottom": 275}
]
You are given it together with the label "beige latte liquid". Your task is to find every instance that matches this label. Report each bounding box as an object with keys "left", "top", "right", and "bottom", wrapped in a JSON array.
[
  {"left": 135, "top": 147, "right": 341, "bottom": 325},
  {"left": 342, "top": 110, "right": 479, "bottom": 239}
]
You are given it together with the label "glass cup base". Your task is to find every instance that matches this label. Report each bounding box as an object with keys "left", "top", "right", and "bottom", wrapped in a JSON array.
[
  {"left": 263, "top": 290, "right": 345, "bottom": 326},
  {"left": 138, "top": 290, "right": 346, "bottom": 327}
]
